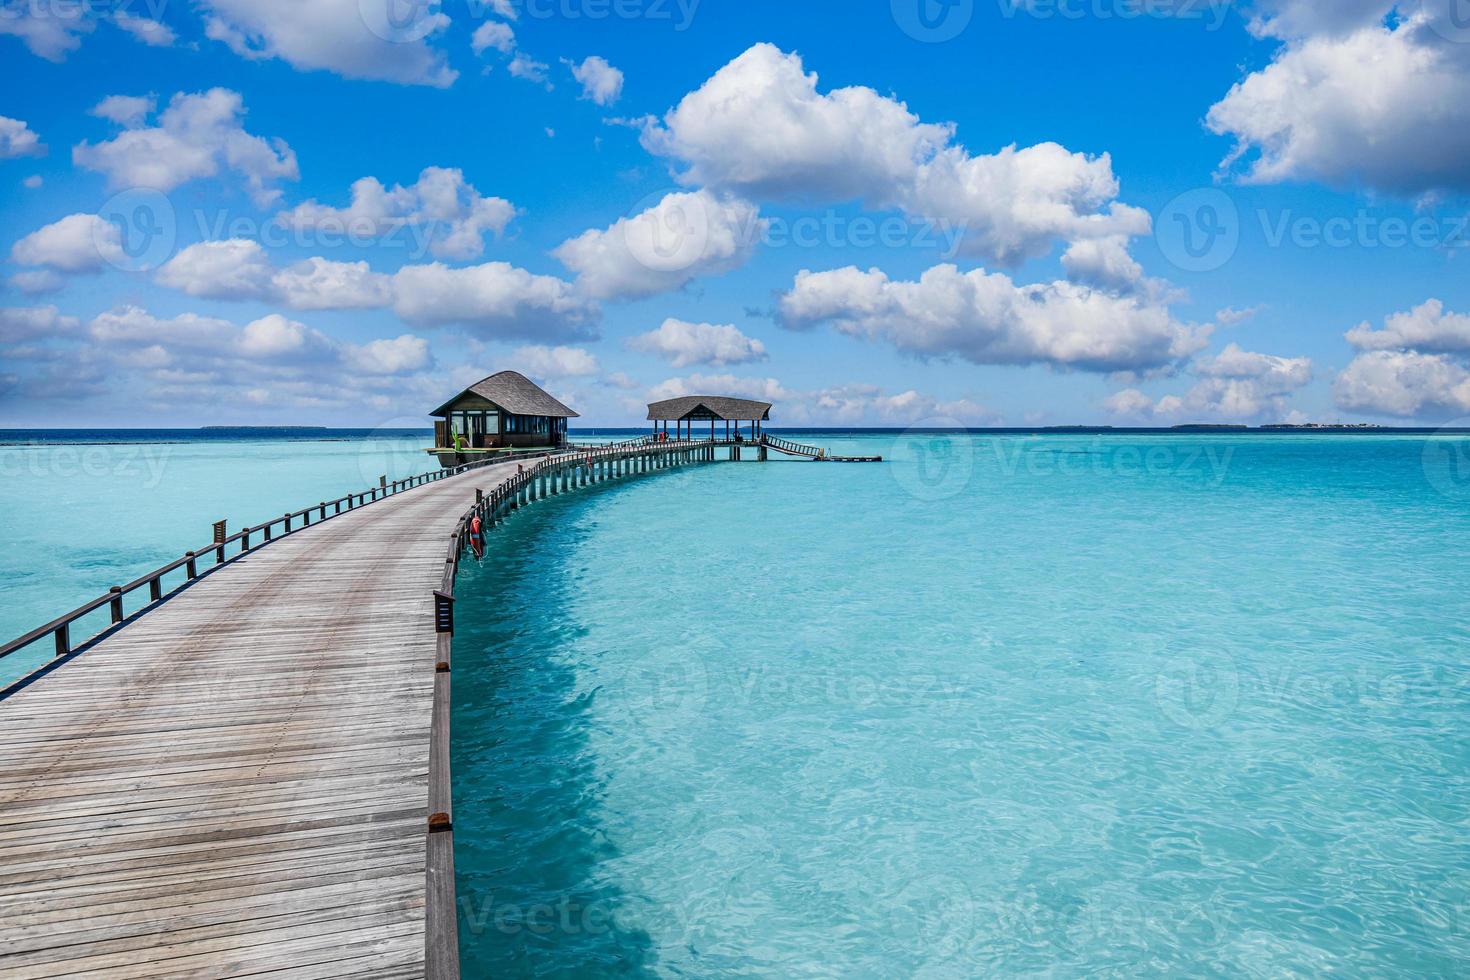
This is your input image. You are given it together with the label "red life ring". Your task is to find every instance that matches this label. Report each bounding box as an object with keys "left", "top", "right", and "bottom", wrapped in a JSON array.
[{"left": 469, "top": 515, "right": 485, "bottom": 560}]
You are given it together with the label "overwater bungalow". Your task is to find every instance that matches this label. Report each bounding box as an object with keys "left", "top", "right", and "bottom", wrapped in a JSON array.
[
  {"left": 429, "top": 371, "right": 578, "bottom": 466},
  {"left": 646, "top": 395, "right": 772, "bottom": 441}
]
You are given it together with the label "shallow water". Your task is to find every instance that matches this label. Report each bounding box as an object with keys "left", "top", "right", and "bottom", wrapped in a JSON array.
[
  {"left": 451, "top": 433, "right": 1470, "bottom": 976},
  {"left": 0, "top": 430, "right": 436, "bottom": 686}
]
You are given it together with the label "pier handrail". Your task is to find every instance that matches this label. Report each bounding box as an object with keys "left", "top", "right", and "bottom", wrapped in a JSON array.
[
  {"left": 759, "top": 433, "right": 883, "bottom": 463},
  {"left": 761, "top": 433, "right": 828, "bottom": 457},
  {"left": 425, "top": 436, "right": 720, "bottom": 978},
  {"left": 2, "top": 435, "right": 725, "bottom": 978},
  {"left": 0, "top": 447, "right": 562, "bottom": 673}
]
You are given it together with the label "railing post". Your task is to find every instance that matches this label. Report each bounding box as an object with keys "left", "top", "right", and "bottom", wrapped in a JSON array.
[
  {"left": 149, "top": 576, "right": 162, "bottom": 601},
  {"left": 54, "top": 623, "right": 69, "bottom": 658},
  {"left": 241, "top": 527, "right": 251, "bottom": 551},
  {"left": 185, "top": 552, "right": 198, "bottom": 579},
  {"left": 284, "top": 513, "right": 292, "bottom": 532},
  {"left": 109, "top": 587, "right": 124, "bottom": 624}
]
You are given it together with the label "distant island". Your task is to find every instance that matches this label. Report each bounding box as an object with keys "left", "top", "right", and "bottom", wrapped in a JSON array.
[
  {"left": 1259, "top": 423, "right": 1387, "bottom": 430},
  {"left": 1172, "top": 423, "right": 1387, "bottom": 431}
]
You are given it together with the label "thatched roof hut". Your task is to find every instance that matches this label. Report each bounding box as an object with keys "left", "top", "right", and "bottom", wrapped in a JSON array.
[{"left": 430, "top": 371, "right": 578, "bottom": 456}]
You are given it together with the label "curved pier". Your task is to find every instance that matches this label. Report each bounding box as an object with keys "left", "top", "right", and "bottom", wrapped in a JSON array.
[{"left": 0, "top": 439, "right": 725, "bottom": 979}]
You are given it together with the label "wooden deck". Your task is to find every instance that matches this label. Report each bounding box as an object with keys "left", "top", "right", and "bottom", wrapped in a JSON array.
[
  {"left": 0, "top": 435, "right": 871, "bottom": 977},
  {"left": 0, "top": 461, "right": 519, "bottom": 979}
]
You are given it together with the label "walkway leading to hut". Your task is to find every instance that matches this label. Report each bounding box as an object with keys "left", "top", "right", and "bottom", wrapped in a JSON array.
[
  {"left": 0, "top": 461, "right": 511, "bottom": 979},
  {"left": 0, "top": 435, "right": 873, "bottom": 978}
]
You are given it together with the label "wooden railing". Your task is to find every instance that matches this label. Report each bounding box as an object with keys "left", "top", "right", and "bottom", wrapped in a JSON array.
[
  {"left": 424, "top": 437, "right": 719, "bottom": 978},
  {"left": 759, "top": 434, "right": 883, "bottom": 462},
  {"left": 0, "top": 447, "right": 562, "bottom": 687},
  {"left": 565, "top": 435, "right": 654, "bottom": 450},
  {"left": 761, "top": 434, "right": 827, "bottom": 457},
  {"left": 0, "top": 436, "right": 725, "bottom": 980}
]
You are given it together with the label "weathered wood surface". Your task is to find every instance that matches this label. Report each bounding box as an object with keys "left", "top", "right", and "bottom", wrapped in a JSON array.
[{"left": 0, "top": 462, "right": 519, "bottom": 979}]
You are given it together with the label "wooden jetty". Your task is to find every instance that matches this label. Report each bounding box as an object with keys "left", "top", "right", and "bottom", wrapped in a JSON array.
[{"left": 0, "top": 435, "right": 874, "bottom": 978}]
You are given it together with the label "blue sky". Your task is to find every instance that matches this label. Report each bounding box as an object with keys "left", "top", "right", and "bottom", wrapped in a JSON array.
[{"left": 1, "top": 0, "right": 1468, "bottom": 427}]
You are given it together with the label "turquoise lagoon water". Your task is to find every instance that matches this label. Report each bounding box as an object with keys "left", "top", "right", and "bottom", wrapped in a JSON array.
[
  {"left": 2, "top": 430, "right": 1468, "bottom": 974},
  {"left": 0, "top": 429, "right": 439, "bottom": 687},
  {"left": 451, "top": 432, "right": 1470, "bottom": 976}
]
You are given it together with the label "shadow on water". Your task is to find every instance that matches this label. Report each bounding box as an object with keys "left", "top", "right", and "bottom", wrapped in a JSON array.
[{"left": 451, "top": 489, "right": 657, "bottom": 978}]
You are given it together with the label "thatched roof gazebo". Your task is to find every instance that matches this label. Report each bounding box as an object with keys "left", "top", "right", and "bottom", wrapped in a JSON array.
[{"left": 647, "top": 395, "right": 772, "bottom": 441}]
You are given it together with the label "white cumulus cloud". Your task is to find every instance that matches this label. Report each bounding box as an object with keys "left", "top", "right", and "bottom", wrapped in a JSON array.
[
  {"left": 73, "top": 88, "right": 299, "bottom": 205},
  {"left": 511, "top": 344, "right": 600, "bottom": 379},
  {"left": 641, "top": 43, "right": 1150, "bottom": 265},
  {"left": 155, "top": 239, "right": 394, "bottom": 309},
  {"left": 779, "top": 263, "right": 1205, "bottom": 374},
  {"left": 1344, "top": 299, "right": 1470, "bottom": 354},
  {"left": 1334, "top": 349, "right": 1470, "bottom": 417},
  {"left": 8, "top": 269, "right": 65, "bottom": 295},
  {"left": 0, "top": 116, "right": 45, "bottom": 159},
  {"left": 201, "top": 0, "right": 456, "bottom": 87},
  {"left": 11, "top": 213, "right": 125, "bottom": 272},
  {"left": 0, "top": 305, "right": 81, "bottom": 343},
  {"left": 1207, "top": 11, "right": 1470, "bottom": 194},
  {"left": 568, "top": 55, "right": 624, "bottom": 105},
  {"left": 471, "top": 21, "right": 515, "bottom": 55},
  {"left": 553, "top": 190, "right": 762, "bottom": 301},
  {"left": 113, "top": 11, "right": 175, "bottom": 47},
  {"left": 1106, "top": 343, "right": 1313, "bottom": 421},
  {"left": 508, "top": 53, "right": 550, "bottom": 86},
  {"left": 276, "top": 167, "right": 516, "bottom": 260},
  {"left": 628, "top": 318, "right": 767, "bottom": 368},
  {"left": 0, "top": 3, "right": 94, "bottom": 60},
  {"left": 91, "top": 95, "right": 156, "bottom": 128},
  {"left": 1333, "top": 298, "right": 1470, "bottom": 418},
  {"left": 390, "top": 261, "right": 598, "bottom": 340}
]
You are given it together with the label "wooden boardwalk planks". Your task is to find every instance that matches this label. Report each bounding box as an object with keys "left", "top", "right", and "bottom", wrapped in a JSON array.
[{"left": 0, "top": 463, "right": 519, "bottom": 979}]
